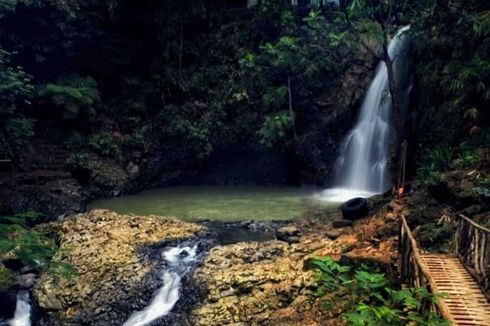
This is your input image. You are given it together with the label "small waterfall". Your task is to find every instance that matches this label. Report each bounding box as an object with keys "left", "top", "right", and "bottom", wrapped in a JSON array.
[
  {"left": 7, "top": 291, "right": 31, "bottom": 326},
  {"left": 123, "top": 244, "right": 200, "bottom": 326},
  {"left": 323, "top": 26, "right": 411, "bottom": 202}
]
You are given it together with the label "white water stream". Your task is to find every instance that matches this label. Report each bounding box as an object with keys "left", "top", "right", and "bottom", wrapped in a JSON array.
[
  {"left": 123, "top": 245, "right": 198, "bottom": 326},
  {"left": 5, "top": 291, "right": 31, "bottom": 326},
  {"left": 323, "top": 26, "right": 411, "bottom": 202}
]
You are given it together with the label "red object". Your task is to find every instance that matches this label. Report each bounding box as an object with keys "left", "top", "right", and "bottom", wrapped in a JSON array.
[{"left": 469, "top": 125, "right": 481, "bottom": 136}]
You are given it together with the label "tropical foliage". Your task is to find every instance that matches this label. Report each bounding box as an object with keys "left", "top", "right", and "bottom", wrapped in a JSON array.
[
  {"left": 0, "top": 212, "right": 76, "bottom": 292},
  {"left": 311, "top": 257, "right": 449, "bottom": 325}
]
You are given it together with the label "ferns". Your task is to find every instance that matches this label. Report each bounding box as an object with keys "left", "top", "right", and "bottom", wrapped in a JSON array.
[
  {"left": 0, "top": 212, "right": 55, "bottom": 269},
  {"left": 417, "top": 146, "right": 454, "bottom": 186},
  {"left": 38, "top": 74, "right": 100, "bottom": 120},
  {"left": 0, "top": 212, "right": 76, "bottom": 291},
  {"left": 473, "top": 10, "right": 490, "bottom": 37}
]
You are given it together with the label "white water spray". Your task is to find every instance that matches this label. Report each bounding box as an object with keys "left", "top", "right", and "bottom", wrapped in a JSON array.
[
  {"left": 323, "top": 26, "right": 411, "bottom": 202},
  {"left": 123, "top": 245, "right": 198, "bottom": 326},
  {"left": 7, "top": 291, "right": 31, "bottom": 326}
]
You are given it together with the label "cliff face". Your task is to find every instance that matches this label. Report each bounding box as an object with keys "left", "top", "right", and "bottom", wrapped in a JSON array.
[{"left": 296, "top": 53, "right": 376, "bottom": 185}]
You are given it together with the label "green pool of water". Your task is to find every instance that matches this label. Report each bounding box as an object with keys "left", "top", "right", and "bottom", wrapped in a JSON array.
[{"left": 88, "top": 186, "right": 332, "bottom": 222}]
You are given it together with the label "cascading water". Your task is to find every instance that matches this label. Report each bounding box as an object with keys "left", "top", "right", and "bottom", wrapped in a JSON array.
[
  {"left": 323, "top": 26, "right": 411, "bottom": 202},
  {"left": 4, "top": 291, "right": 31, "bottom": 326},
  {"left": 123, "top": 244, "right": 201, "bottom": 326}
]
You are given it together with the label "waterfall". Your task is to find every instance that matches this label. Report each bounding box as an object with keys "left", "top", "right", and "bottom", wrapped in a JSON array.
[
  {"left": 123, "top": 244, "right": 200, "bottom": 326},
  {"left": 323, "top": 26, "right": 411, "bottom": 202}
]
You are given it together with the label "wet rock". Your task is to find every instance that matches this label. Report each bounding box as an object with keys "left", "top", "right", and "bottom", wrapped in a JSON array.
[
  {"left": 90, "top": 160, "right": 129, "bottom": 193},
  {"left": 190, "top": 235, "right": 341, "bottom": 325},
  {"left": 179, "top": 250, "right": 190, "bottom": 258},
  {"left": 190, "top": 199, "right": 402, "bottom": 326},
  {"left": 276, "top": 226, "right": 301, "bottom": 243},
  {"left": 325, "top": 229, "right": 341, "bottom": 240},
  {"left": 17, "top": 273, "right": 37, "bottom": 289}
]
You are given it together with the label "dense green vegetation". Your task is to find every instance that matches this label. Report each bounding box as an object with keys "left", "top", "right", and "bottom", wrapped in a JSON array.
[
  {"left": 311, "top": 257, "right": 449, "bottom": 325},
  {"left": 0, "top": 0, "right": 487, "bottom": 180},
  {"left": 0, "top": 212, "right": 75, "bottom": 291},
  {"left": 417, "top": 129, "right": 490, "bottom": 186},
  {"left": 0, "top": 0, "right": 344, "bottom": 164},
  {"left": 412, "top": 0, "right": 489, "bottom": 146}
]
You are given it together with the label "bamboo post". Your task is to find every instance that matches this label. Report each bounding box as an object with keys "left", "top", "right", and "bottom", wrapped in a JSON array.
[{"left": 455, "top": 214, "right": 490, "bottom": 299}]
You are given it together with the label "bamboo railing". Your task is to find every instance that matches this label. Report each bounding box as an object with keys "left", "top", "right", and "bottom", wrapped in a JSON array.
[
  {"left": 455, "top": 214, "right": 490, "bottom": 300},
  {"left": 398, "top": 216, "right": 453, "bottom": 321}
]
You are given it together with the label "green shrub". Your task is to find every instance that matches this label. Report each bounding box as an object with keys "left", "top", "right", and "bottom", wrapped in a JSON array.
[
  {"left": 0, "top": 118, "right": 34, "bottom": 157},
  {"left": 416, "top": 222, "right": 454, "bottom": 252},
  {"left": 459, "top": 129, "right": 490, "bottom": 152},
  {"left": 122, "top": 126, "right": 150, "bottom": 150},
  {"left": 417, "top": 146, "right": 453, "bottom": 186},
  {"left": 417, "top": 164, "right": 445, "bottom": 186},
  {"left": 0, "top": 212, "right": 77, "bottom": 286},
  {"left": 258, "top": 111, "right": 293, "bottom": 147},
  {"left": 47, "top": 261, "right": 77, "bottom": 280},
  {"left": 474, "top": 185, "right": 490, "bottom": 197},
  {"left": 89, "top": 132, "right": 120, "bottom": 157},
  {"left": 310, "top": 257, "right": 448, "bottom": 326},
  {"left": 453, "top": 129, "right": 490, "bottom": 169},
  {"left": 38, "top": 74, "right": 99, "bottom": 120},
  {"left": 0, "top": 48, "right": 33, "bottom": 115},
  {"left": 64, "top": 131, "right": 86, "bottom": 150},
  {"left": 453, "top": 149, "right": 481, "bottom": 168},
  {"left": 424, "top": 146, "right": 454, "bottom": 171},
  {"left": 0, "top": 266, "right": 16, "bottom": 292},
  {"left": 66, "top": 152, "right": 91, "bottom": 172},
  {"left": 0, "top": 212, "right": 55, "bottom": 269}
]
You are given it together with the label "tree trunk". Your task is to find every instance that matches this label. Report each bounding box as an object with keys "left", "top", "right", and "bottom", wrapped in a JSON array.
[
  {"left": 383, "top": 44, "right": 403, "bottom": 192},
  {"left": 288, "top": 74, "right": 298, "bottom": 142},
  {"left": 179, "top": 19, "right": 184, "bottom": 82}
]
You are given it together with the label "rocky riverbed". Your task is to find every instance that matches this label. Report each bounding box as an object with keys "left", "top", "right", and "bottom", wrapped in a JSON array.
[
  {"left": 33, "top": 210, "right": 207, "bottom": 325},
  {"left": 29, "top": 197, "right": 406, "bottom": 326},
  {"left": 189, "top": 199, "right": 401, "bottom": 325}
]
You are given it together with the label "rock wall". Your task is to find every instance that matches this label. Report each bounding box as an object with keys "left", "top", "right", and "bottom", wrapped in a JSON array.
[{"left": 296, "top": 53, "right": 376, "bottom": 185}]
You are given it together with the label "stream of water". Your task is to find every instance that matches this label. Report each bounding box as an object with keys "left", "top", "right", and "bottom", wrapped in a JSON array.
[
  {"left": 123, "top": 243, "right": 202, "bottom": 326},
  {"left": 2, "top": 291, "right": 31, "bottom": 326}
]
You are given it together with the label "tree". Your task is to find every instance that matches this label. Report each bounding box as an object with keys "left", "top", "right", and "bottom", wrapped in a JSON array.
[
  {"left": 241, "top": 7, "right": 345, "bottom": 149},
  {"left": 0, "top": 49, "right": 33, "bottom": 158}
]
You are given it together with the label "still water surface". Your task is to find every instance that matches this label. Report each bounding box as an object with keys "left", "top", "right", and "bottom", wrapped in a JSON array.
[{"left": 89, "top": 186, "right": 333, "bottom": 221}]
